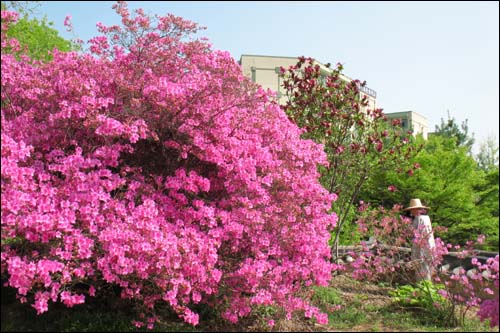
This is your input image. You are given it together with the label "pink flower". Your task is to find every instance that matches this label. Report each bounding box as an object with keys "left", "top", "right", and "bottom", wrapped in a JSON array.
[{"left": 63, "top": 15, "right": 73, "bottom": 32}]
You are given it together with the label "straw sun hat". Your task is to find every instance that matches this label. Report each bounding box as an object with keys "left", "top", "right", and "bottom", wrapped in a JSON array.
[{"left": 403, "top": 198, "right": 430, "bottom": 211}]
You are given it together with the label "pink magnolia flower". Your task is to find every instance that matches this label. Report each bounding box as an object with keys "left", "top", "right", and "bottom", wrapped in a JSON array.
[{"left": 387, "top": 185, "right": 397, "bottom": 192}]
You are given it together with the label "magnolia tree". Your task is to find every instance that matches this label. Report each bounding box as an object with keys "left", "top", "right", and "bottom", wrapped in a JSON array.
[
  {"left": 1, "top": 2, "right": 338, "bottom": 328},
  {"left": 279, "top": 58, "right": 421, "bottom": 257}
]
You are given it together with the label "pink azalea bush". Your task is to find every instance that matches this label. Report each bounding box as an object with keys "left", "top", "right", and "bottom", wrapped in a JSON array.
[
  {"left": 474, "top": 255, "right": 499, "bottom": 327},
  {"left": 433, "top": 248, "right": 498, "bottom": 327},
  {"left": 1, "top": 2, "right": 338, "bottom": 327}
]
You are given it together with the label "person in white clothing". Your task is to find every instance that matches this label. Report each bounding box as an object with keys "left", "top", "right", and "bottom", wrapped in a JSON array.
[{"left": 404, "top": 198, "right": 435, "bottom": 281}]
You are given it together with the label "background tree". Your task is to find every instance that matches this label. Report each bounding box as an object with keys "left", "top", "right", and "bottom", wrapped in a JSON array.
[
  {"left": 434, "top": 110, "right": 475, "bottom": 153},
  {"left": 476, "top": 135, "right": 499, "bottom": 172},
  {"left": 361, "top": 134, "right": 499, "bottom": 250},
  {"left": 1, "top": 1, "right": 40, "bottom": 16},
  {"left": 279, "top": 58, "right": 420, "bottom": 257},
  {"left": 474, "top": 136, "right": 499, "bottom": 250},
  {"left": 1, "top": 1, "right": 75, "bottom": 61}
]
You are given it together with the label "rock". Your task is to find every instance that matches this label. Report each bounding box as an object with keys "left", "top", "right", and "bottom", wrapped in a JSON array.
[
  {"left": 439, "top": 264, "right": 450, "bottom": 273},
  {"left": 452, "top": 266, "right": 465, "bottom": 275},
  {"left": 482, "top": 270, "right": 492, "bottom": 279},
  {"left": 466, "top": 268, "right": 477, "bottom": 278}
]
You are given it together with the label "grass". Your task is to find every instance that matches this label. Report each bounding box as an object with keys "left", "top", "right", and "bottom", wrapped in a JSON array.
[
  {"left": 1, "top": 275, "right": 497, "bottom": 332},
  {"left": 310, "top": 274, "right": 496, "bottom": 332},
  {"left": 319, "top": 297, "right": 494, "bottom": 332}
]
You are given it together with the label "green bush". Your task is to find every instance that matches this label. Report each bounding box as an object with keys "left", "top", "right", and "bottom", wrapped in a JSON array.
[{"left": 390, "top": 280, "right": 449, "bottom": 325}]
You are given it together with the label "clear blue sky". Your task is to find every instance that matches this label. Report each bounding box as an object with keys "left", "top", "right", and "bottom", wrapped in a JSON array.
[{"left": 33, "top": 1, "right": 499, "bottom": 153}]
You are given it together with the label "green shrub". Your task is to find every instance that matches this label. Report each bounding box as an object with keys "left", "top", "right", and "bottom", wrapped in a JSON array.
[{"left": 390, "top": 280, "right": 450, "bottom": 325}]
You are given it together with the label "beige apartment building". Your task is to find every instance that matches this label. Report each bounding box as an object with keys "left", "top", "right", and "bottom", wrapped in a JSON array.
[
  {"left": 239, "top": 54, "right": 428, "bottom": 139},
  {"left": 384, "top": 111, "right": 429, "bottom": 139},
  {"left": 239, "top": 54, "right": 377, "bottom": 112}
]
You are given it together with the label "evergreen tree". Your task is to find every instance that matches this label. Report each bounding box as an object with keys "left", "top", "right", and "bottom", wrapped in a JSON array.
[{"left": 434, "top": 110, "right": 474, "bottom": 153}]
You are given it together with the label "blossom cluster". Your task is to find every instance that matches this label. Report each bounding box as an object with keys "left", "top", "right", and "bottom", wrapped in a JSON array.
[
  {"left": 475, "top": 255, "right": 499, "bottom": 327},
  {"left": 1, "top": 2, "right": 338, "bottom": 328}
]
